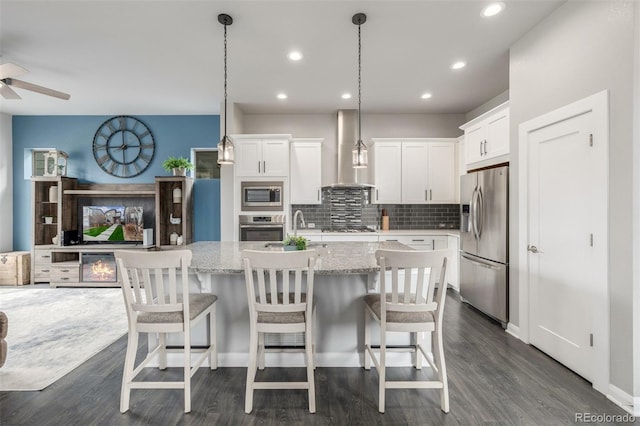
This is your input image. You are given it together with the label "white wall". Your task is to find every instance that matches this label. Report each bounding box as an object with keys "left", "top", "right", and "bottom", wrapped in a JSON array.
[
  {"left": 465, "top": 89, "right": 509, "bottom": 123},
  {"left": 633, "top": 0, "right": 640, "bottom": 408},
  {"left": 510, "top": 1, "right": 636, "bottom": 395},
  {"left": 0, "top": 113, "right": 13, "bottom": 252}
]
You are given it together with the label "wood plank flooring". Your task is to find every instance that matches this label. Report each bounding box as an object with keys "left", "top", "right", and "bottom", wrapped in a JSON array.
[{"left": 0, "top": 291, "right": 631, "bottom": 425}]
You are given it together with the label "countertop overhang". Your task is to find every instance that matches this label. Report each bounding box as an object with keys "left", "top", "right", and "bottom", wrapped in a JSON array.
[{"left": 187, "top": 241, "right": 410, "bottom": 275}]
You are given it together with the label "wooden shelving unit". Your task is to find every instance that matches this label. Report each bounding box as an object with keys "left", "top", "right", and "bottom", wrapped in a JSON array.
[
  {"left": 155, "top": 176, "right": 194, "bottom": 247},
  {"left": 31, "top": 177, "right": 194, "bottom": 286}
]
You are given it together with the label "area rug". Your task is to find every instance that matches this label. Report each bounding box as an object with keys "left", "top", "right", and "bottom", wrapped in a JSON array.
[{"left": 0, "top": 287, "right": 127, "bottom": 391}]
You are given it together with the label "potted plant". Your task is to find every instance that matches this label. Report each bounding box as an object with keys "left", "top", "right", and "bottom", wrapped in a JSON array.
[
  {"left": 161, "top": 156, "right": 194, "bottom": 176},
  {"left": 283, "top": 235, "right": 308, "bottom": 251}
]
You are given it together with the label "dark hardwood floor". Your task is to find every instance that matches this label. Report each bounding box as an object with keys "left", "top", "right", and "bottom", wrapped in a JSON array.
[{"left": 1, "top": 291, "right": 632, "bottom": 425}]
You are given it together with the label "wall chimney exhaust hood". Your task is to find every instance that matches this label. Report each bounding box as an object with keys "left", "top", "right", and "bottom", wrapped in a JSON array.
[{"left": 323, "top": 110, "right": 373, "bottom": 188}]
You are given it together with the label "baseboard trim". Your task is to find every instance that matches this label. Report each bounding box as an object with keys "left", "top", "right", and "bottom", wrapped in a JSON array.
[
  {"left": 505, "top": 322, "right": 520, "bottom": 340},
  {"left": 607, "top": 384, "right": 637, "bottom": 416},
  {"left": 154, "top": 351, "right": 434, "bottom": 368}
]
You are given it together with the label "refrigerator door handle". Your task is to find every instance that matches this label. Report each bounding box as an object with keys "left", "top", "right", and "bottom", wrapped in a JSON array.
[
  {"left": 471, "top": 187, "right": 480, "bottom": 240},
  {"left": 461, "top": 253, "right": 501, "bottom": 270},
  {"left": 476, "top": 187, "right": 484, "bottom": 238}
]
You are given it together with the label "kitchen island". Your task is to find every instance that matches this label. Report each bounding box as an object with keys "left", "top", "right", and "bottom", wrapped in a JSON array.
[{"left": 169, "top": 240, "right": 419, "bottom": 368}]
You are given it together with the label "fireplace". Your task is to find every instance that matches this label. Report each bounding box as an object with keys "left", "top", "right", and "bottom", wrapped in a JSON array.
[{"left": 82, "top": 253, "right": 117, "bottom": 282}]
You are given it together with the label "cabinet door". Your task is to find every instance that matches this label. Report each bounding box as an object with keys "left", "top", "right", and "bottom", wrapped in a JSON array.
[
  {"left": 485, "top": 108, "right": 509, "bottom": 158},
  {"left": 262, "top": 139, "right": 289, "bottom": 176},
  {"left": 373, "top": 142, "right": 402, "bottom": 204},
  {"left": 235, "top": 140, "right": 262, "bottom": 176},
  {"left": 465, "top": 123, "right": 485, "bottom": 164},
  {"left": 427, "top": 142, "right": 456, "bottom": 204},
  {"left": 290, "top": 141, "right": 322, "bottom": 204},
  {"left": 401, "top": 142, "right": 429, "bottom": 204}
]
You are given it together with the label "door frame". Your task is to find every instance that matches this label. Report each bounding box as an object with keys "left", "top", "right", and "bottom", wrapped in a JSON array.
[{"left": 518, "top": 90, "right": 609, "bottom": 393}]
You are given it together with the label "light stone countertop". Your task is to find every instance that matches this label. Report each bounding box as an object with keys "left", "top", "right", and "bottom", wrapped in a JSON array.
[{"left": 187, "top": 241, "right": 408, "bottom": 275}]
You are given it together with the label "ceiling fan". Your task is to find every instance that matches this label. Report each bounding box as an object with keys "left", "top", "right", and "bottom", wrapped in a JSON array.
[{"left": 0, "top": 62, "right": 70, "bottom": 100}]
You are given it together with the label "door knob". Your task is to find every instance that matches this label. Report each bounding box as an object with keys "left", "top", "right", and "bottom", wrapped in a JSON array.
[{"left": 527, "top": 245, "right": 539, "bottom": 253}]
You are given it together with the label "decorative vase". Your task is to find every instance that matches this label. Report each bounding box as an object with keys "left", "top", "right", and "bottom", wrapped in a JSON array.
[
  {"left": 173, "top": 187, "right": 182, "bottom": 203},
  {"left": 49, "top": 186, "right": 58, "bottom": 203},
  {"left": 170, "top": 232, "right": 178, "bottom": 245},
  {"left": 44, "top": 216, "right": 53, "bottom": 224},
  {"left": 172, "top": 167, "right": 186, "bottom": 176}
]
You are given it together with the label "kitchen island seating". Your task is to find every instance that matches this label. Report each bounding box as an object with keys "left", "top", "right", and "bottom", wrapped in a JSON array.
[
  {"left": 114, "top": 250, "right": 218, "bottom": 414},
  {"left": 242, "top": 249, "right": 317, "bottom": 414},
  {"left": 364, "top": 249, "right": 449, "bottom": 413}
]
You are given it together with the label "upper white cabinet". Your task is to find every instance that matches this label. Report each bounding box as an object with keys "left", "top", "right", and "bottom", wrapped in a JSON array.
[
  {"left": 234, "top": 135, "right": 290, "bottom": 177},
  {"left": 373, "top": 141, "right": 402, "bottom": 204},
  {"left": 460, "top": 101, "right": 509, "bottom": 167},
  {"left": 373, "top": 138, "right": 457, "bottom": 204},
  {"left": 290, "top": 139, "right": 322, "bottom": 204}
]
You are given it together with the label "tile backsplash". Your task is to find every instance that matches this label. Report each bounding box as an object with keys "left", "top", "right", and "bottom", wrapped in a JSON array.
[{"left": 291, "top": 187, "right": 459, "bottom": 230}]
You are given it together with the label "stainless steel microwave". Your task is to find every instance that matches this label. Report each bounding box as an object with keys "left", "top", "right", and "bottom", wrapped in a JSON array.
[{"left": 241, "top": 181, "right": 283, "bottom": 211}]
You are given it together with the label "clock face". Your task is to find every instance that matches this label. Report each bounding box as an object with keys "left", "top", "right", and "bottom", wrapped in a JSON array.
[{"left": 92, "top": 115, "right": 156, "bottom": 178}]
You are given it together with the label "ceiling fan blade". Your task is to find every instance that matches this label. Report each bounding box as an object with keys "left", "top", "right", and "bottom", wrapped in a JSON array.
[
  {"left": 0, "top": 62, "right": 28, "bottom": 79},
  {"left": 0, "top": 82, "right": 22, "bottom": 99},
  {"left": 4, "top": 78, "right": 70, "bottom": 100}
]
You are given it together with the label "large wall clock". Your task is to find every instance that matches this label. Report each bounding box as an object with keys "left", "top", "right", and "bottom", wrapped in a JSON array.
[{"left": 92, "top": 115, "right": 156, "bottom": 178}]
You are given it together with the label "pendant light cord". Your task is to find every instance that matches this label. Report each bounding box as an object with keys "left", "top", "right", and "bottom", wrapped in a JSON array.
[
  {"left": 223, "top": 22, "right": 228, "bottom": 141},
  {"left": 357, "top": 22, "right": 362, "bottom": 143}
]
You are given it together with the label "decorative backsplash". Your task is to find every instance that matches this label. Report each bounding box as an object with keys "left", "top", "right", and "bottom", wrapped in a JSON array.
[{"left": 291, "top": 187, "right": 460, "bottom": 230}]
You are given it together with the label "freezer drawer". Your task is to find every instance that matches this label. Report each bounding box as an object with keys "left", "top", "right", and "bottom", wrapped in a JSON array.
[{"left": 460, "top": 252, "right": 508, "bottom": 326}]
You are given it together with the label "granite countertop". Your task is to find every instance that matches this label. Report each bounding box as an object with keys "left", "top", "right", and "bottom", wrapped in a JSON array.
[{"left": 187, "top": 241, "right": 408, "bottom": 275}]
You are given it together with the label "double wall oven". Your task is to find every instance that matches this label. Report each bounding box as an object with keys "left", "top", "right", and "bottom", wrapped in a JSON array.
[{"left": 239, "top": 180, "right": 285, "bottom": 242}]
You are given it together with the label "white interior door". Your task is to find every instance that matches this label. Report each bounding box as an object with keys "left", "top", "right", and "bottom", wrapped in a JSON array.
[{"left": 527, "top": 107, "right": 607, "bottom": 386}]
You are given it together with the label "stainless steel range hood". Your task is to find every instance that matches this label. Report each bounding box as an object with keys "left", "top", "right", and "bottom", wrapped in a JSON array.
[{"left": 323, "top": 110, "right": 373, "bottom": 188}]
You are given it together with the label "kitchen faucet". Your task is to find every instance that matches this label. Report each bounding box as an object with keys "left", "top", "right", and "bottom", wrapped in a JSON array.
[{"left": 293, "top": 210, "right": 306, "bottom": 236}]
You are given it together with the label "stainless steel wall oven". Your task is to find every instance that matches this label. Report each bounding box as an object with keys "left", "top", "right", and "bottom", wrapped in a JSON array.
[{"left": 239, "top": 215, "right": 285, "bottom": 242}]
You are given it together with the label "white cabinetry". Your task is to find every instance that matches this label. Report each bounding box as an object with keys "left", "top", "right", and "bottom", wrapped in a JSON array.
[
  {"left": 460, "top": 102, "right": 509, "bottom": 167},
  {"left": 234, "top": 135, "right": 290, "bottom": 177},
  {"left": 372, "top": 141, "right": 402, "bottom": 204},
  {"left": 290, "top": 139, "right": 322, "bottom": 204},
  {"left": 374, "top": 139, "right": 457, "bottom": 204}
]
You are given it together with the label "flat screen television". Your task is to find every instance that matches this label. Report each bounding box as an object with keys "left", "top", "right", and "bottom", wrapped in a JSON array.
[{"left": 81, "top": 206, "right": 144, "bottom": 243}]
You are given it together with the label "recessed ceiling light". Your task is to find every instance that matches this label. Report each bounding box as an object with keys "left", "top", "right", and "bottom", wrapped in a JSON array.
[
  {"left": 421, "top": 92, "right": 433, "bottom": 99},
  {"left": 341, "top": 93, "right": 352, "bottom": 99},
  {"left": 277, "top": 93, "right": 288, "bottom": 100},
  {"left": 288, "top": 51, "right": 303, "bottom": 61},
  {"left": 481, "top": 2, "right": 505, "bottom": 17},
  {"left": 451, "top": 61, "right": 467, "bottom": 70}
]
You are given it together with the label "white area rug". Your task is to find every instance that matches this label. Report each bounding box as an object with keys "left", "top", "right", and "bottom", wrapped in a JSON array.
[{"left": 0, "top": 287, "right": 127, "bottom": 391}]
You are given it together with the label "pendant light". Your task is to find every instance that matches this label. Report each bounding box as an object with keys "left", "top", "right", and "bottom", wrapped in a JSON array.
[
  {"left": 352, "top": 13, "right": 368, "bottom": 168},
  {"left": 217, "top": 13, "right": 234, "bottom": 165}
]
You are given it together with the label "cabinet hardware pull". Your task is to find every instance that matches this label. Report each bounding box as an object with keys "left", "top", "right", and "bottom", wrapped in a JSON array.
[
  {"left": 425, "top": 189, "right": 428, "bottom": 201},
  {"left": 376, "top": 189, "right": 379, "bottom": 201},
  {"left": 42, "top": 269, "right": 50, "bottom": 273},
  {"left": 263, "top": 161, "right": 266, "bottom": 173},
  {"left": 317, "top": 189, "right": 320, "bottom": 201},
  {"left": 484, "top": 140, "right": 488, "bottom": 155},
  {"left": 412, "top": 239, "right": 425, "bottom": 242},
  {"left": 480, "top": 141, "right": 483, "bottom": 156},
  {"left": 430, "top": 189, "right": 432, "bottom": 200},
  {"left": 258, "top": 161, "right": 261, "bottom": 173}
]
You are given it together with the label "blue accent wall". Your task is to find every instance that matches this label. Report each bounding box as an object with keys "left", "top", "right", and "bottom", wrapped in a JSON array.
[{"left": 12, "top": 115, "right": 220, "bottom": 250}]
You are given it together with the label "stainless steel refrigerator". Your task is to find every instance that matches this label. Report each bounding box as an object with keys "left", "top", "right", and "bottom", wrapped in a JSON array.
[{"left": 459, "top": 165, "right": 508, "bottom": 327}]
